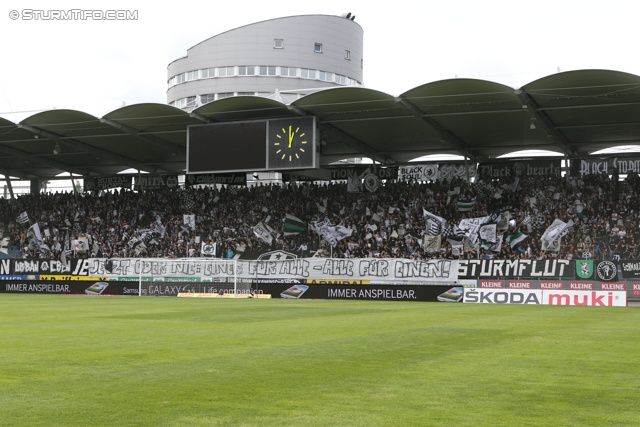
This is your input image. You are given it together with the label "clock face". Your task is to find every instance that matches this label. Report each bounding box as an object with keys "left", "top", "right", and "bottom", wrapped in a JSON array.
[
  {"left": 274, "top": 124, "right": 308, "bottom": 162},
  {"left": 267, "top": 117, "right": 316, "bottom": 170}
]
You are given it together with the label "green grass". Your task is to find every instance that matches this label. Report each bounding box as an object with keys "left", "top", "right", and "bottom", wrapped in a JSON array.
[{"left": 0, "top": 295, "right": 639, "bottom": 426}]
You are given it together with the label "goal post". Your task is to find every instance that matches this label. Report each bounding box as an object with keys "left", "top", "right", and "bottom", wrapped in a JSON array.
[{"left": 135, "top": 258, "right": 242, "bottom": 297}]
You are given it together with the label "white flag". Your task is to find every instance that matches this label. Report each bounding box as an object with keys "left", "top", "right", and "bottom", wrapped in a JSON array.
[
  {"left": 252, "top": 222, "right": 274, "bottom": 245},
  {"left": 16, "top": 211, "right": 29, "bottom": 225},
  {"left": 26, "top": 223, "right": 44, "bottom": 251},
  {"left": 309, "top": 219, "right": 352, "bottom": 247},
  {"left": 183, "top": 214, "right": 196, "bottom": 230},
  {"left": 541, "top": 219, "right": 573, "bottom": 249},
  {"left": 423, "top": 209, "right": 447, "bottom": 236}
]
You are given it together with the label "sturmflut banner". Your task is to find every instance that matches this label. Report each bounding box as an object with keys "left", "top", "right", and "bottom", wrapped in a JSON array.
[{"left": 458, "top": 259, "right": 573, "bottom": 279}]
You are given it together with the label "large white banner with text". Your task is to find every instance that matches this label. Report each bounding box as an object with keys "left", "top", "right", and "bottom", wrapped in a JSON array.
[{"left": 81, "top": 257, "right": 460, "bottom": 284}]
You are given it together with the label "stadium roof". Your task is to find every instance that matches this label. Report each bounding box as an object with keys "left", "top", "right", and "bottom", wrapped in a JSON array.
[{"left": 1, "top": 69, "right": 640, "bottom": 180}]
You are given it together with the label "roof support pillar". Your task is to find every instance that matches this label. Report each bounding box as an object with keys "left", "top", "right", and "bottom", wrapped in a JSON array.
[{"left": 4, "top": 173, "right": 14, "bottom": 199}]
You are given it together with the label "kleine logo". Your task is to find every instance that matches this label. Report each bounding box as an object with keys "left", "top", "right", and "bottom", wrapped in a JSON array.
[
  {"left": 569, "top": 282, "right": 594, "bottom": 290},
  {"left": 540, "top": 281, "right": 564, "bottom": 290},
  {"left": 508, "top": 281, "right": 532, "bottom": 289},
  {"left": 480, "top": 280, "right": 503, "bottom": 288},
  {"left": 600, "top": 282, "right": 625, "bottom": 291}
]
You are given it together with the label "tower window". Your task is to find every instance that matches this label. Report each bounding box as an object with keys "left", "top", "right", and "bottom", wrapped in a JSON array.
[{"left": 314, "top": 43, "right": 323, "bottom": 53}]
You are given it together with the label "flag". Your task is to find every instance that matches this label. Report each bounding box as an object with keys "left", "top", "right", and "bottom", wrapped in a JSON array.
[
  {"left": 201, "top": 241, "right": 216, "bottom": 256},
  {"left": 479, "top": 223, "right": 498, "bottom": 244},
  {"left": 474, "top": 180, "right": 495, "bottom": 196},
  {"left": 508, "top": 176, "right": 520, "bottom": 193},
  {"left": 26, "top": 223, "right": 44, "bottom": 251},
  {"left": 363, "top": 173, "right": 380, "bottom": 193},
  {"left": 73, "top": 237, "right": 90, "bottom": 252},
  {"left": 91, "top": 235, "right": 100, "bottom": 255},
  {"left": 456, "top": 216, "right": 490, "bottom": 245},
  {"left": 458, "top": 198, "right": 476, "bottom": 212},
  {"left": 183, "top": 214, "right": 196, "bottom": 230},
  {"left": 447, "top": 237, "right": 464, "bottom": 256},
  {"left": 542, "top": 237, "right": 562, "bottom": 252},
  {"left": 457, "top": 195, "right": 477, "bottom": 212},
  {"left": 309, "top": 218, "right": 352, "bottom": 247},
  {"left": 423, "top": 209, "right": 447, "bottom": 236},
  {"left": 423, "top": 234, "right": 441, "bottom": 253},
  {"left": 463, "top": 236, "right": 479, "bottom": 252},
  {"left": 283, "top": 214, "right": 307, "bottom": 235},
  {"left": 332, "top": 224, "right": 353, "bottom": 242},
  {"left": 155, "top": 216, "right": 167, "bottom": 238},
  {"left": 60, "top": 249, "right": 68, "bottom": 268},
  {"left": 309, "top": 219, "right": 335, "bottom": 247},
  {"left": 541, "top": 219, "right": 573, "bottom": 251},
  {"left": 253, "top": 222, "right": 274, "bottom": 245},
  {"left": 347, "top": 174, "right": 362, "bottom": 193},
  {"left": 481, "top": 234, "right": 503, "bottom": 252},
  {"left": 530, "top": 188, "right": 545, "bottom": 200},
  {"left": 134, "top": 241, "right": 147, "bottom": 255},
  {"left": 16, "top": 211, "right": 29, "bottom": 225},
  {"left": 506, "top": 232, "right": 528, "bottom": 249},
  {"left": 441, "top": 224, "right": 454, "bottom": 239}
]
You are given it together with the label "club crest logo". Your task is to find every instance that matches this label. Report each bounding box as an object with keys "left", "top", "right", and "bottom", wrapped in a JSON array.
[
  {"left": 576, "top": 260, "right": 593, "bottom": 279},
  {"left": 596, "top": 260, "right": 617, "bottom": 281},
  {"left": 257, "top": 250, "right": 298, "bottom": 261}
]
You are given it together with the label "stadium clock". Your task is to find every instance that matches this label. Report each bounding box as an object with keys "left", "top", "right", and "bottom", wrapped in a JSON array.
[{"left": 267, "top": 117, "right": 316, "bottom": 170}]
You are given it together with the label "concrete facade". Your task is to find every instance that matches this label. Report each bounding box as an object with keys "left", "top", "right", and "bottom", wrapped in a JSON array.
[{"left": 167, "top": 14, "right": 364, "bottom": 110}]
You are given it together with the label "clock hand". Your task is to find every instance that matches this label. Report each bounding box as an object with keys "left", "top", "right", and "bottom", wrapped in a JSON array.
[{"left": 288, "top": 126, "right": 293, "bottom": 148}]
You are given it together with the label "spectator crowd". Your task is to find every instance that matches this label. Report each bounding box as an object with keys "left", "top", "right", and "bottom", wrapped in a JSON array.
[{"left": 1, "top": 169, "right": 639, "bottom": 262}]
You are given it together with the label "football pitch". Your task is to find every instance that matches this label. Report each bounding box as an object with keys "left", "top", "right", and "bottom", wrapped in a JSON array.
[{"left": 0, "top": 295, "right": 639, "bottom": 427}]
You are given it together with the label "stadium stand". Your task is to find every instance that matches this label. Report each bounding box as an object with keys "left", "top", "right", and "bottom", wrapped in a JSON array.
[{"left": 2, "top": 168, "right": 638, "bottom": 263}]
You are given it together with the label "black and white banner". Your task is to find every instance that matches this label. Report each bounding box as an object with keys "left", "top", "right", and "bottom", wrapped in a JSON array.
[
  {"left": 478, "top": 160, "right": 561, "bottom": 178},
  {"left": 62, "top": 257, "right": 460, "bottom": 284},
  {"left": 570, "top": 156, "right": 640, "bottom": 177},
  {"left": 84, "top": 175, "right": 133, "bottom": 191},
  {"left": 134, "top": 174, "right": 179, "bottom": 190},
  {"left": 398, "top": 164, "right": 438, "bottom": 182},
  {"left": 184, "top": 172, "right": 247, "bottom": 186},
  {"left": 437, "top": 163, "right": 477, "bottom": 181},
  {"left": 458, "top": 259, "right": 573, "bottom": 279},
  {"left": 329, "top": 166, "right": 398, "bottom": 181},
  {"left": 2, "top": 257, "right": 639, "bottom": 284},
  {"left": 620, "top": 261, "right": 640, "bottom": 279}
]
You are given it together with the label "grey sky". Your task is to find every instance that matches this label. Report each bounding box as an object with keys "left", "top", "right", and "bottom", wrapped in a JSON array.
[{"left": 2, "top": 0, "right": 639, "bottom": 124}]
